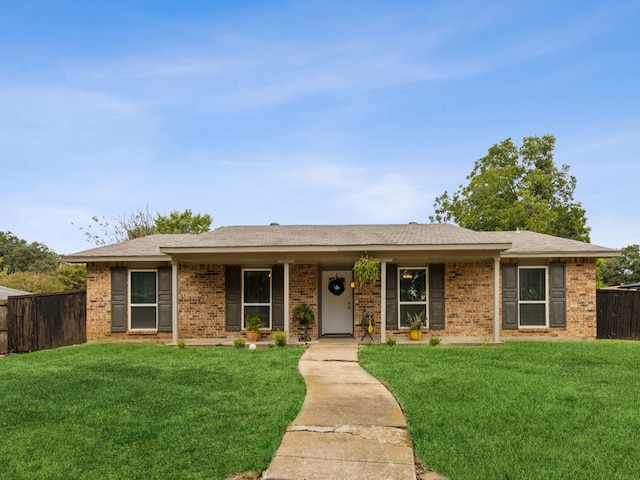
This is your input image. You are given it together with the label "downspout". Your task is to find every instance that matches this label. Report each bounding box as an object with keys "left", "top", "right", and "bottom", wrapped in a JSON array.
[
  {"left": 493, "top": 255, "right": 500, "bottom": 344},
  {"left": 380, "top": 261, "right": 387, "bottom": 344},
  {"left": 172, "top": 261, "right": 179, "bottom": 345},
  {"left": 284, "top": 263, "right": 290, "bottom": 338}
]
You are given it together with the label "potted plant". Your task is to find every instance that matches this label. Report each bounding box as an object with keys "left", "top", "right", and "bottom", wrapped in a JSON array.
[
  {"left": 407, "top": 311, "right": 425, "bottom": 341},
  {"left": 353, "top": 255, "right": 380, "bottom": 286},
  {"left": 245, "top": 315, "right": 263, "bottom": 342},
  {"left": 293, "top": 303, "right": 315, "bottom": 341}
]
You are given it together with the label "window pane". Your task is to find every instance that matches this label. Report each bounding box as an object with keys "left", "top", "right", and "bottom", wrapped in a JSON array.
[
  {"left": 244, "top": 271, "right": 270, "bottom": 303},
  {"left": 244, "top": 306, "right": 269, "bottom": 328},
  {"left": 399, "top": 269, "right": 426, "bottom": 302},
  {"left": 519, "top": 269, "right": 545, "bottom": 301},
  {"left": 131, "top": 306, "right": 157, "bottom": 329},
  {"left": 400, "top": 305, "right": 426, "bottom": 328},
  {"left": 131, "top": 272, "right": 157, "bottom": 304},
  {"left": 520, "top": 304, "right": 546, "bottom": 326}
]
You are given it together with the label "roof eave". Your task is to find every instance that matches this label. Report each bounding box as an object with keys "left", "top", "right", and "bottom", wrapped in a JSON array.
[
  {"left": 501, "top": 251, "right": 621, "bottom": 259},
  {"left": 62, "top": 255, "right": 169, "bottom": 263}
]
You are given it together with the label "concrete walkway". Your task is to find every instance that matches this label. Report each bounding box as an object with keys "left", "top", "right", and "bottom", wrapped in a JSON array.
[{"left": 262, "top": 343, "right": 416, "bottom": 480}]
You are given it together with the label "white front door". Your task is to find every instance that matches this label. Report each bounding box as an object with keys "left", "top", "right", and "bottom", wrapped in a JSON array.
[{"left": 321, "top": 270, "right": 353, "bottom": 335}]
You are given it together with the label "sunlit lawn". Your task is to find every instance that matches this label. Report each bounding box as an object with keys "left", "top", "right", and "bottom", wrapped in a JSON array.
[
  {"left": 360, "top": 341, "right": 640, "bottom": 480},
  {"left": 0, "top": 343, "right": 305, "bottom": 480}
]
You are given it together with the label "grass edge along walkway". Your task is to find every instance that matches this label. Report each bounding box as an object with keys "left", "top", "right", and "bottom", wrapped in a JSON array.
[
  {"left": 359, "top": 341, "right": 640, "bottom": 480},
  {"left": 0, "top": 343, "right": 306, "bottom": 480}
]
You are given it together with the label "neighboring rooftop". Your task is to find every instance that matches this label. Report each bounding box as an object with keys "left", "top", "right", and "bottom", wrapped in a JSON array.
[{"left": 0, "top": 286, "right": 32, "bottom": 301}]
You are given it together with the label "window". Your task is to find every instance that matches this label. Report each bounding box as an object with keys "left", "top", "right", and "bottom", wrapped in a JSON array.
[
  {"left": 519, "top": 267, "right": 547, "bottom": 327},
  {"left": 398, "top": 268, "right": 427, "bottom": 328},
  {"left": 243, "top": 269, "right": 271, "bottom": 329},
  {"left": 130, "top": 270, "right": 157, "bottom": 330}
]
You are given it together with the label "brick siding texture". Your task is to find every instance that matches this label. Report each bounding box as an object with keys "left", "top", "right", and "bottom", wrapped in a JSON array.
[
  {"left": 500, "top": 258, "right": 597, "bottom": 338},
  {"left": 85, "top": 262, "right": 172, "bottom": 343},
  {"left": 85, "top": 258, "right": 597, "bottom": 343},
  {"left": 354, "top": 276, "right": 382, "bottom": 338},
  {"left": 177, "top": 264, "right": 226, "bottom": 339},
  {"left": 289, "top": 264, "right": 318, "bottom": 341}
]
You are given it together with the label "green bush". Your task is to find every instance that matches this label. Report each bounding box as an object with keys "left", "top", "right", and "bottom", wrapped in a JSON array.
[
  {"left": 272, "top": 330, "right": 287, "bottom": 347},
  {"left": 233, "top": 338, "right": 246, "bottom": 349},
  {"left": 430, "top": 336, "right": 441, "bottom": 346}
]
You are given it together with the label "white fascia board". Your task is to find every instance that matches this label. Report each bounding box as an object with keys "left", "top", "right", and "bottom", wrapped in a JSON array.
[{"left": 159, "top": 243, "right": 513, "bottom": 255}]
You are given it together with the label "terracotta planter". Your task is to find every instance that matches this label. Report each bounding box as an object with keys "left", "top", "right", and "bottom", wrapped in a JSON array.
[
  {"left": 245, "top": 331, "right": 261, "bottom": 342},
  {"left": 409, "top": 329, "right": 422, "bottom": 341}
]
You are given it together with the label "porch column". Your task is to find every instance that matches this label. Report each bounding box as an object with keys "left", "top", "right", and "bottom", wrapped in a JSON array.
[
  {"left": 380, "top": 261, "right": 387, "bottom": 344},
  {"left": 284, "top": 263, "right": 290, "bottom": 335},
  {"left": 493, "top": 255, "right": 500, "bottom": 344},
  {"left": 172, "top": 261, "right": 179, "bottom": 345}
]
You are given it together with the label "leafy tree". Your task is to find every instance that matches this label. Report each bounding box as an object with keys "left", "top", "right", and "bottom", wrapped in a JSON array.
[
  {"left": 430, "top": 135, "right": 590, "bottom": 242},
  {"left": 599, "top": 244, "right": 640, "bottom": 286},
  {"left": 0, "top": 231, "right": 60, "bottom": 273},
  {"left": 0, "top": 271, "right": 65, "bottom": 293},
  {"left": 76, "top": 205, "right": 156, "bottom": 246},
  {"left": 155, "top": 209, "right": 212, "bottom": 234},
  {"left": 77, "top": 206, "right": 213, "bottom": 246},
  {"left": 56, "top": 264, "right": 87, "bottom": 291}
]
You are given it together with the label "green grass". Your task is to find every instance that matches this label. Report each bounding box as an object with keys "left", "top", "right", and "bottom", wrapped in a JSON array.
[
  {"left": 0, "top": 343, "right": 305, "bottom": 480},
  {"left": 360, "top": 341, "right": 640, "bottom": 480}
]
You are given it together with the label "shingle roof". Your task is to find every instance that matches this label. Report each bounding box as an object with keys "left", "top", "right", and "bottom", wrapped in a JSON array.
[
  {"left": 162, "top": 223, "right": 500, "bottom": 248},
  {"left": 62, "top": 224, "right": 619, "bottom": 261}
]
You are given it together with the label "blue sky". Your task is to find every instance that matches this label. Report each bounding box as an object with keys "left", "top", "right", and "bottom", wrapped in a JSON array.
[{"left": 2, "top": 0, "right": 639, "bottom": 255}]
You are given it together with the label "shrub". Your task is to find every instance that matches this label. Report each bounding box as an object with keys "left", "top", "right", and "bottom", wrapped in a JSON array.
[
  {"left": 272, "top": 330, "right": 287, "bottom": 347},
  {"left": 386, "top": 335, "right": 397, "bottom": 347},
  {"left": 430, "top": 336, "right": 441, "bottom": 346},
  {"left": 233, "top": 338, "right": 246, "bottom": 349},
  {"left": 177, "top": 338, "right": 186, "bottom": 349}
]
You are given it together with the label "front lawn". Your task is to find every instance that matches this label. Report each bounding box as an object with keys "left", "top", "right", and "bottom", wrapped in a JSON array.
[
  {"left": 0, "top": 343, "right": 305, "bottom": 480},
  {"left": 360, "top": 341, "right": 640, "bottom": 480}
]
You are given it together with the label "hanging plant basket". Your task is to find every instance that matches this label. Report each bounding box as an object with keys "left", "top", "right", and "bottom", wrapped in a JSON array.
[{"left": 353, "top": 255, "right": 380, "bottom": 286}]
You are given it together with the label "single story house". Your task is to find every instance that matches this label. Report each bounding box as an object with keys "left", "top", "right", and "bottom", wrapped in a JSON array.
[{"left": 63, "top": 223, "right": 619, "bottom": 344}]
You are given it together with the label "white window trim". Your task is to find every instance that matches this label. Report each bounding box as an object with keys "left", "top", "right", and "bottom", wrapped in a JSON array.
[
  {"left": 128, "top": 269, "right": 158, "bottom": 331},
  {"left": 518, "top": 266, "right": 549, "bottom": 328},
  {"left": 397, "top": 266, "right": 429, "bottom": 329},
  {"left": 242, "top": 268, "right": 272, "bottom": 330}
]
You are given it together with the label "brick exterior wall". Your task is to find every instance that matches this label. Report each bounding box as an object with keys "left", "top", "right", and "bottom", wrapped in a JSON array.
[
  {"left": 177, "top": 264, "right": 226, "bottom": 339},
  {"left": 85, "top": 262, "right": 172, "bottom": 343},
  {"left": 354, "top": 277, "right": 382, "bottom": 338},
  {"left": 85, "top": 257, "right": 597, "bottom": 343},
  {"left": 289, "top": 264, "right": 319, "bottom": 340},
  {"left": 500, "top": 258, "right": 597, "bottom": 338}
]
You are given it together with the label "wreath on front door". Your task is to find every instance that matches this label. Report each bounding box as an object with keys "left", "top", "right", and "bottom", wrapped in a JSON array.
[{"left": 328, "top": 277, "right": 345, "bottom": 296}]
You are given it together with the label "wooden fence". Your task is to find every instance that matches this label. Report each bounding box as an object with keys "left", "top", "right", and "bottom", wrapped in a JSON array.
[
  {"left": 6, "top": 291, "right": 86, "bottom": 353},
  {"left": 597, "top": 289, "right": 640, "bottom": 340},
  {"left": 0, "top": 300, "right": 7, "bottom": 354}
]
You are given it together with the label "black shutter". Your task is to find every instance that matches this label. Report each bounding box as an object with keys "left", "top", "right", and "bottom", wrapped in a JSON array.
[
  {"left": 111, "top": 267, "right": 127, "bottom": 332},
  {"left": 549, "top": 262, "right": 566, "bottom": 328},
  {"left": 272, "top": 265, "right": 285, "bottom": 331},
  {"left": 502, "top": 264, "right": 518, "bottom": 329},
  {"left": 157, "top": 266, "right": 172, "bottom": 332},
  {"left": 225, "top": 266, "right": 242, "bottom": 331},
  {"left": 385, "top": 264, "right": 398, "bottom": 330},
  {"left": 429, "top": 264, "right": 445, "bottom": 330}
]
